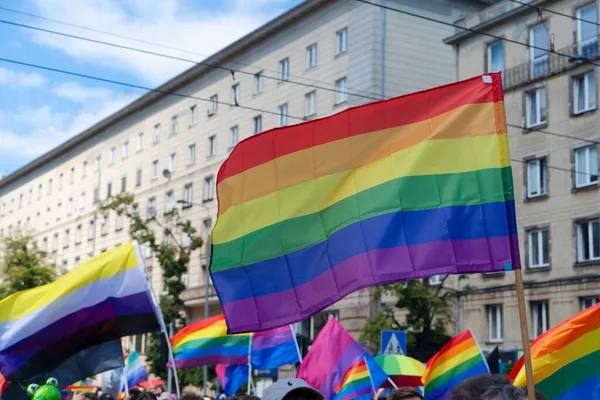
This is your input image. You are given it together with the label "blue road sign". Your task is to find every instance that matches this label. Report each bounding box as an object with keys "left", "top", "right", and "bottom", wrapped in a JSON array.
[{"left": 380, "top": 330, "right": 407, "bottom": 355}]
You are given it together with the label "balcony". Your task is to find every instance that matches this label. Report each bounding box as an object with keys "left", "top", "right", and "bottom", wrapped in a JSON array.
[
  {"left": 181, "top": 284, "right": 219, "bottom": 304},
  {"left": 504, "top": 37, "right": 599, "bottom": 91},
  {"left": 454, "top": 0, "right": 532, "bottom": 34}
]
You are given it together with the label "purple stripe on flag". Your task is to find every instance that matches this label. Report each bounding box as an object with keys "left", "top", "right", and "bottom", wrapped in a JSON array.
[
  {"left": 320, "top": 344, "right": 369, "bottom": 398},
  {"left": 170, "top": 355, "right": 249, "bottom": 369},
  {"left": 252, "top": 327, "right": 294, "bottom": 350},
  {"left": 223, "top": 235, "right": 520, "bottom": 333}
]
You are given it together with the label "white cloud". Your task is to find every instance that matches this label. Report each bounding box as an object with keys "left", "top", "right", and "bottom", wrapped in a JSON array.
[
  {"left": 53, "top": 82, "right": 114, "bottom": 103},
  {"left": 29, "top": 0, "right": 288, "bottom": 85},
  {"left": 0, "top": 67, "right": 47, "bottom": 88}
]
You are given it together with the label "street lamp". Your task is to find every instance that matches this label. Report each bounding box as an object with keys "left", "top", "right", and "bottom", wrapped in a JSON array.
[{"left": 176, "top": 199, "right": 211, "bottom": 396}]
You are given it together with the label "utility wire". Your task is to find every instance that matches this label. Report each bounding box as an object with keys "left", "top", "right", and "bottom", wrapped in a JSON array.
[
  {"left": 0, "top": 57, "right": 306, "bottom": 121},
  {"left": 0, "top": 18, "right": 383, "bottom": 101},
  {"left": 353, "top": 0, "right": 600, "bottom": 67},
  {"left": 506, "top": 123, "right": 600, "bottom": 145},
  {"left": 506, "top": 0, "right": 600, "bottom": 28}
]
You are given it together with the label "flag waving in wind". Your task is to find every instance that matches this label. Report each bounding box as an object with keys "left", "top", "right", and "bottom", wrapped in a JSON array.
[
  {"left": 215, "top": 364, "right": 249, "bottom": 397},
  {"left": 122, "top": 351, "right": 147, "bottom": 389},
  {"left": 333, "top": 359, "right": 377, "bottom": 400}
]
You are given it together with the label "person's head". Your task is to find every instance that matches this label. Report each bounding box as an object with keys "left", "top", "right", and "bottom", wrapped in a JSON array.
[
  {"left": 131, "top": 392, "right": 158, "bottom": 400},
  {"left": 449, "top": 374, "right": 510, "bottom": 400},
  {"left": 128, "top": 389, "right": 142, "bottom": 399},
  {"left": 81, "top": 393, "right": 99, "bottom": 400},
  {"left": 387, "top": 387, "right": 425, "bottom": 400},
  {"left": 181, "top": 393, "right": 202, "bottom": 400},
  {"left": 522, "top": 389, "right": 548, "bottom": 400},
  {"left": 481, "top": 385, "right": 525, "bottom": 400},
  {"left": 99, "top": 394, "right": 115, "bottom": 400},
  {"left": 262, "top": 378, "right": 324, "bottom": 400}
]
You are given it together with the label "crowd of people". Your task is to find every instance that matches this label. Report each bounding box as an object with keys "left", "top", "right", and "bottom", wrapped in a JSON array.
[{"left": 67, "top": 374, "right": 547, "bottom": 400}]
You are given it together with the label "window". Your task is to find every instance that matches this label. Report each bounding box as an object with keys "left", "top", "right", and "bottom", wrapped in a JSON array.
[
  {"left": 63, "top": 229, "right": 70, "bottom": 248},
  {"left": 169, "top": 153, "right": 176, "bottom": 172},
  {"left": 188, "top": 144, "right": 196, "bottom": 164},
  {"left": 106, "top": 180, "right": 112, "bottom": 198},
  {"left": 137, "top": 133, "right": 144, "bottom": 151},
  {"left": 253, "top": 115, "right": 262, "bottom": 134},
  {"left": 429, "top": 275, "right": 442, "bottom": 286},
  {"left": 487, "top": 41, "right": 504, "bottom": 76},
  {"left": 52, "top": 233, "right": 58, "bottom": 252},
  {"left": 208, "top": 135, "right": 216, "bottom": 156},
  {"left": 576, "top": 219, "right": 600, "bottom": 262},
  {"left": 152, "top": 160, "right": 159, "bottom": 179},
  {"left": 526, "top": 158, "right": 548, "bottom": 198},
  {"left": 209, "top": 94, "right": 218, "bottom": 115},
  {"left": 136, "top": 168, "right": 142, "bottom": 187},
  {"left": 121, "top": 175, "right": 127, "bottom": 193},
  {"left": 337, "top": 28, "right": 348, "bottom": 55},
  {"left": 335, "top": 77, "right": 348, "bottom": 104},
  {"left": 101, "top": 215, "right": 109, "bottom": 235},
  {"left": 80, "top": 192, "right": 85, "bottom": 210},
  {"left": 531, "top": 301, "right": 549, "bottom": 337},
  {"left": 183, "top": 234, "right": 191, "bottom": 249},
  {"left": 305, "top": 91, "right": 316, "bottom": 117},
  {"left": 279, "top": 58, "right": 289, "bottom": 81},
  {"left": 154, "top": 124, "right": 161, "bottom": 142},
  {"left": 575, "top": 146, "right": 598, "bottom": 187},
  {"left": 38, "top": 184, "right": 42, "bottom": 199},
  {"left": 230, "top": 126, "right": 239, "bottom": 148},
  {"left": 577, "top": 3, "right": 598, "bottom": 58},
  {"left": 93, "top": 185, "right": 99, "bottom": 203},
  {"left": 68, "top": 198, "right": 74, "bottom": 215},
  {"left": 148, "top": 198, "right": 157, "bottom": 219},
  {"left": 75, "top": 225, "right": 82, "bottom": 244},
  {"left": 487, "top": 305, "right": 503, "bottom": 342},
  {"left": 254, "top": 71, "right": 264, "bottom": 94},
  {"left": 204, "top": 176, "right": 215, "bottom": 201},
  {"left": 231, "top": 84, "right": 240, "bottom": 106},
  {"left": 574, "top": 71, "right": 597, "bottom": 114},
  {"left": 293, "top": 310, "right": 339, "bottom": 343},
  {"left": 83, "top": 160, "right": 88, "bottom": 177},
  {"left": 18, "top": 194, "right": 22, "bottom": 209},
  {"left": 48, "top": 179, "right": 52, "bottom": 195},
  {"left": 306, "top": 43, "right": 317, "bottom": 69},
  {"left": 131, "top": 334, "right": 147, "bottom": 354},
  {"left": 165, "top": 230, "right": 173, "bottom": 246},
  {"left": 581, "top": 296, "right": 599, "bottom": 311},
  {"left": 88, "top": 220, "right": 95, "bottom": 240},
  {"left": 59, "top": 173, "right": 63, "bottom": 190},
  {"left": 528, "top": 228, "right": 549, "bottom": 268},
  {"left": 190, "top": 105, "right": 197, "bottom": 125},
  {"left": 278, "top": 103, "right": 288, "bottom": 127},
  {"left": 165, "top": 191, "right": 175, "bottom": 213},
  {"left": 530, "top": 24, "right": 549, "bottom": 78},
  {"left": 42, "top": 237, "right": 48, "bottom": 252},
  {"left": 145, "top": 243, "right": 153, "bottom": 259},
  {"left": 95, "top": 156, "right": 102, "bottom": 171},
  {"left": 171, "top": 115, "right": 178, "bottom": 134},
  {"left": 133, "top": 203, "right": 139, "bottom": 217},
  {"left": 525, "top": 87, "right": 547, "bottom": 128},
  {"left": 109, "top": 147, "right": 116, "bottom": 165},
  {"left": 184, "top": 183, "right": 193, "bottom": 205},
  {"left": 70, "top": 168, "right": 75, "bottom": 184},
  {"left": 9, "top": 199, "right": 13, "bottom": 213},
  {"left": 28, "top": 189, "right": 32, "bottom": 204},
  {"left": 116, "top": 213, "right": 124, "bottom": 231},
  {"left": 122, "top": 141, "right": 129, "bottom": 158}
]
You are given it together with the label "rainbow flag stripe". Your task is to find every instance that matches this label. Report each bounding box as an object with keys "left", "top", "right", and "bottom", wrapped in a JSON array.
[
  {"left": 0, "top": 243, "right": 159, "bottom": 381},
  {"left": 422, "top": 330, "right": 489, "bottom": 400},
  {"left": 210, "top": 73, "right": 519, "bottom": 333},
  {"left": 169, "top": 315, "right": 251, "bottom": 368},
  {"left": 512, "top": 303, "right": 600, "bottom": 399},
  {"left": 334, "top": 359, "right": 374, "bottom": 400}
]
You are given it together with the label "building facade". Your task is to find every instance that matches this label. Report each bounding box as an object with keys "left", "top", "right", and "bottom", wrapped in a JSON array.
[
  {"left": 0, "top": 0, "right": 493, "bottom": 356},
  {"left": 445, "top": 0, "right": 600, "bottom": 357}
]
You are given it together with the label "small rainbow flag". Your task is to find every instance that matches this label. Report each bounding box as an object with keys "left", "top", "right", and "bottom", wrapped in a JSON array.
[
  {"left": 511, "top": 302, "right": 600, "bottom": 399},
  {"left": 422, "top": 329, "right": 489, "bottom": 400},
  {"left": 333, "top": 359, "right": 376, "bottom": 400},
  {"left": 168, "top": 315, "right": 251, "bottom": 368}
]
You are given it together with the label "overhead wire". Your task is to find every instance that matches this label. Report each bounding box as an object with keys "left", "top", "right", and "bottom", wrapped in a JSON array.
[{"left": 506, "top": 0, "right": 600, "bottom": 28}]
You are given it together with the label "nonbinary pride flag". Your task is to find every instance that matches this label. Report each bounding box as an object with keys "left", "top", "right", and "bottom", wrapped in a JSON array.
[
  {"left": 0, "top": 243, "right": 159, "bottom": 382},
  {"left": 511, "top": 302, "right": 600, "bottom": 399},
  {"left": 210, "top": 72, "right": 519, "bottom": 333}
]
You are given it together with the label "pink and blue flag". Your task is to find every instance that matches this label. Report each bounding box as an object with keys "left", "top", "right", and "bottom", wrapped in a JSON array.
[
  {"left": 216, "top": 364, "right": 248, "bottom": 397},
  {"left": 251, "top": 326, "right": 301, "bottom": 369},
  {"left": 297, "top": 318, "right": 388, "bottom": 400},
  {"left": 122, "top": 351, "right": 147, "bottom": 388}
]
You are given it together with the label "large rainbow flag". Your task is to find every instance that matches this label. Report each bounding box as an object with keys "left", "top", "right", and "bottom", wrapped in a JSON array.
[
  {"left": 511, "top": 302, "right": 600, "bottom": 399},
  {"left": 422, "top": 329, "right": 489, "bottom": 400},
  {"left": 0, "top": 243, "right": 160, "bottom": 381},
  {"left": 169, "top": 315, "right": 252, "bottom": 368},
  {"left": 209, "top": 72, "right": 519, "bottom": 333},
  {"left": 333, "top": 359, "right": 377, "bottom": 400}
]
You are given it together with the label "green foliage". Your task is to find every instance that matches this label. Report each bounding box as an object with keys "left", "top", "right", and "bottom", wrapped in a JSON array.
[
  {"left": 101, "top": 193, "right": 204, "bottom": 381},
  {"left": 360, "top": 276, "right": 468, "bottom": 360},
  {"left": 0, "top": 231, "right": 57, "bottom": 299}
]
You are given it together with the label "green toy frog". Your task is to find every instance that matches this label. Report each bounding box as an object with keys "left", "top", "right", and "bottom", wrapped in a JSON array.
[{"left": 26, "top": 377, "right": 61, "bottom": 400}]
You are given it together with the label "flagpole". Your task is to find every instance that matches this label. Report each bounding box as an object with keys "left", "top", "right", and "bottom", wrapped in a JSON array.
[
  {"left": 362, "top": 357, "right": 379, "bottom": 396},
  {"left": 290, "top": 325, "right": 302, "bottom": 377},
  {"left": 514, "top": 269, "right": 535, "bottom": 400},
  {"left": 247, "top": 334, "right": 253, "bottom": 395},
  {"left": 133, "top": 241, "right": 181, "bottom": 398}
]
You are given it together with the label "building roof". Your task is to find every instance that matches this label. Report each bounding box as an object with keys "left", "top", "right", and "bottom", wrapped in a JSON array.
[{"left": 0, "top": 0, "right": 329, "bottom": 190}]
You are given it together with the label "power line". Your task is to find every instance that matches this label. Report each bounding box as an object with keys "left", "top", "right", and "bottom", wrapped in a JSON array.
[
  {"left": 506, "top": 0, "right": 600, "bottom": 28},
  {"left": 0, "top": 18, "right": 383, "bottom": 102},
  {"left": 0, "top": 56, "right": 306, "bottom": 121},
  {"left": 353, "top": 0, "right": 600, "bottom": 67},
  {"left": 506, "top": 123, "right": 600, "bottom": 145}
]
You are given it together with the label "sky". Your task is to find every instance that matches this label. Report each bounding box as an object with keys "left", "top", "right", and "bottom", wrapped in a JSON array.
[{"left": 0, "top": 0, "right": 303, "bottom": 174}]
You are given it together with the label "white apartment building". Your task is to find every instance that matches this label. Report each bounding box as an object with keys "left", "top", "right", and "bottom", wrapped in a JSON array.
[{"left": 0, "top": 0, "right": 494, "bottom": 354}]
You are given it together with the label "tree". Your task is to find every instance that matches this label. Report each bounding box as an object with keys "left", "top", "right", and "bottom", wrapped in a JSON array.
[
  {"left": 0, "top": 231, "right": 57, "bottom": 299},
  {"left": 360, "top": 275, "right": 469, "bottom": 361},
  {"left": 101, "top": 193, "right": 208, "bottom": 387}
]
